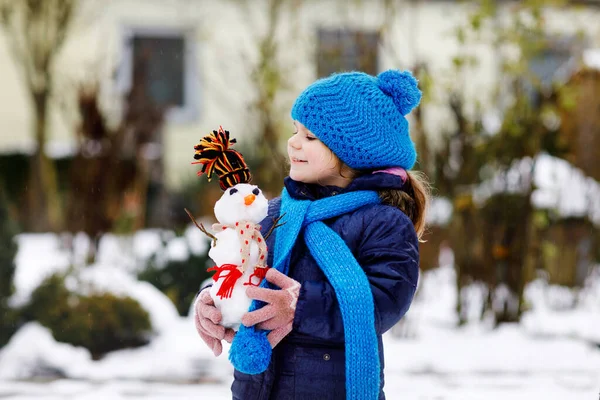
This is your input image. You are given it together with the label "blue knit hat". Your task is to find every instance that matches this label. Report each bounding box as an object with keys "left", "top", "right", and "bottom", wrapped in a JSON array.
[{"left": 291, "top": 69, "right": 422, "bottom": 170}]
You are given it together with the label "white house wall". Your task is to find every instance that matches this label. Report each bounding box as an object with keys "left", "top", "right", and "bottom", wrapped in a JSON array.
[{"left": 0, "top": 0, "right": 598, "bottom": 189}]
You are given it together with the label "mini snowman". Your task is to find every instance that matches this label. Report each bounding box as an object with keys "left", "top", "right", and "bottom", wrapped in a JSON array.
[
  {"left": 207, "top": 183, "right": 269, "bottom": 329},
  {"left": 187, "top": 127, "right": 280, "bottom": 330}
]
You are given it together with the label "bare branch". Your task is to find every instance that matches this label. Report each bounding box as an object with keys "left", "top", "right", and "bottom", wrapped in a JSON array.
[
  {"left": 1, "top": 0, "right": 77, "bottom": 94},
  {"left": 263, "top": 213, "right": 286, "bottom": 241},
  {"left": 0, "top": 2, "right": 26, "bottom": 65},
  {"left": 184, "top": 208, "right": 218, "bottom": 246},
  {"left": 54, "top": 0, "right": 76, "bottom": 50}
]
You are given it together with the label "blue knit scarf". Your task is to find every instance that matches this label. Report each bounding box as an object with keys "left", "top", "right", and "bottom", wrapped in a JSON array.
[{"left": 230, "top": 188, "right": 382, "bottom": 400}]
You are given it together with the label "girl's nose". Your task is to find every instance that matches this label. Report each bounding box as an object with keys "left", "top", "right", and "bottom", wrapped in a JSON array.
[{"left": 288, "top": 134, "right": 301, "bottom": 149}]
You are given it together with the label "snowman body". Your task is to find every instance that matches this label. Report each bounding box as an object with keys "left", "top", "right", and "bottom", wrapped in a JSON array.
[
  {"left": 206, "top": 183, "right": 269, "bottom": 330},
  {"left": 209, "top": 229, "right": 261, "bottom": 329}
]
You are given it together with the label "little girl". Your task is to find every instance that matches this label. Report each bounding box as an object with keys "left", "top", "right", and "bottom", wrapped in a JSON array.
[{"left": 194, "top": 69, "right": 429, "bottom": 400}]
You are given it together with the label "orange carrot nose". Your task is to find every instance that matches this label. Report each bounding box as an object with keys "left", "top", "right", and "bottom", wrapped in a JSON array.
[{"left": 244, "top": 194, "right": 256, "bottom": 206}]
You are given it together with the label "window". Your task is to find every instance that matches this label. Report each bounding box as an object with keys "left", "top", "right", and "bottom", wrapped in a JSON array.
[
  {"left": 132, "top": 36, "right": 185, "bottom": 108},
  {"left": 118, "top": 27, "right": 199, "bottom": 123},
  {"left": 317, "top": 29, "right": 380, "bottom": 78}
]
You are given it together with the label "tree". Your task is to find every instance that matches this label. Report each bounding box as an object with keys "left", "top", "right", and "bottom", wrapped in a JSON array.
[
  {"left": 0, "top": 0, "right": 77, "bottom": 232},
  {"left": 0, "top": 186, "right": 18, "bottom": 347},
  {"left": 429, "top": 0, "right": 589, "bottom": 324},
  {"left": 65, "top": 47, "right": 167, "bottom": 262},
  {"left": 227, "top": 0, "right": 301, "bottom": 196},
  {"left": 238, "top": 0, "right": 417, "bottom": 196}
]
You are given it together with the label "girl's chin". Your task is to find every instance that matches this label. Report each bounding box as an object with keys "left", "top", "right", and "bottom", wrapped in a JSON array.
[
  {"left": 288, "top": 170, "right": 301, "bottom": 180},
  {"left": 289, "top": 169, "right": 310, "bottom": 183}
]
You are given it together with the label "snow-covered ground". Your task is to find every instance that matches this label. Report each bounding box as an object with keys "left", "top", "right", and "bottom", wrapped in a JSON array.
[
  {"left": 1, "top": 369, "right": 598, "bottom": 400},
  {"left": 1, "top": 232, "right": 599, "bottom": 399}
]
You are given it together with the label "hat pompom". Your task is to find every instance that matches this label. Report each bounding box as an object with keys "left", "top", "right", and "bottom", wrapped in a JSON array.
[
  {"left": 377, "top": 70, "right": 422, "bottom": 116},
  {"left": 229, "top": 325, "right": 272, "bottom": 374}
]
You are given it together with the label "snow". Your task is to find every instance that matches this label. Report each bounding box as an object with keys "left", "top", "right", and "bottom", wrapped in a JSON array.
[
  {"left": 184, "top": 225, "right": 210, "bottom": 256},
  {"left": 131, "top": 230, "right": 165, "bottom": 262},
  {"left": 10, "top": 227, "right": 210, "bottom": 308},
  {"left": 0, "top": 323, "right": 93, "bottom": 380},
  {"left": 166, "top": 237, "right": 190, "bottom": 262},
  {"left": 73, "top": 264, "right": 180, "bottom": 334},
  {"left": 98, "top": 230, "right": 167, "bottom": 272},
  {"left": 0, "top": 380, "right": 232, "bottom": 400},
  {"left": 2, "top": 318, "right": 599, "bottom": 398},
  {"left": 1, "top": 374, "right": 598, "bottom": 400},
  {"left": 384, "top": 323, "right": 600, "bottom": 374},
  {"left": 10, "top": 234, "right": 72, "bottom": 308},
  {"left": 533, "top": 154, "right": 600, "bottom": 224},
  {"left": 405, "top": 260, "right": 600, "bottom": 344},
  {"left": 482, "top": 109, "right": 503, "bottom": 136},
  {"left": 521, "top": 267, "right": 600, "bottom": 344},
  {"left": 45, "top": 140, "right": 77, "bottom": 159},
  {"left": 1, "top": 234, "right": 599, "bottom": 398},
  {"left": 0, "top": 316, "right": 229, "bottom": 382},
  {"left": 583, "top": 48, "right": 600, "bottom": 70},
  {"left": 473, "top": 153, "right": 600, "bottom": 225},
  {"left": 426, "top": 197, "right": 453, "bottom": 227}
]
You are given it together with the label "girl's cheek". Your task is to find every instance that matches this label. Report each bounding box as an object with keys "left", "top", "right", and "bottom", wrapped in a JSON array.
[
  {"left": 317, "top": 152, "right": 331, "bottom": 168},
  {"left": 325, "top": 151, "right": 338, "bottom": 170}
]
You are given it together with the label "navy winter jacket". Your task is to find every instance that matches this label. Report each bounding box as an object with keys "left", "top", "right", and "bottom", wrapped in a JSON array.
[{"left": 231, "top": 173, "right": 420, "bottom": 400}]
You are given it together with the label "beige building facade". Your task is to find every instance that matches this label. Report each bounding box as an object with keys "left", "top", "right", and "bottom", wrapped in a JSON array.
[{"left": 0, "top": 0, "right": 598, "bottom": 189}]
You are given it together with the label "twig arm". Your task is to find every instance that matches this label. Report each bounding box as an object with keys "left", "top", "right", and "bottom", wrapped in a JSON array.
[
  {"left": 184, "top": 208, "right": 217, "bottom": 246},
  {"left": 264, "top": 213, "right": 286, "bottom": 241}
]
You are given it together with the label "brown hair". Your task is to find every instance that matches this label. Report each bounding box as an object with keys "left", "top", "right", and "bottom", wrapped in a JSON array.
[
  {"left": 338, "top": 159, "right": 431, "bottom": 241},
  {"left": 378, "top": 171, "right": 430, "bottom": 241}
]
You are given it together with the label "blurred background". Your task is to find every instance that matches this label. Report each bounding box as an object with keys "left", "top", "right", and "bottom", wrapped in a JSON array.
[{"left": 0, "top": 0, "right": 599, "bottom": 398}]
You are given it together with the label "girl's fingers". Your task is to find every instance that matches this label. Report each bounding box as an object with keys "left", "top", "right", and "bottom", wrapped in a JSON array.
[
  {"left": 200, "top": 314, "right": 226, "bottom": 340},
  {"left": 256, "top": 316, "right": 289, "bottom": 331},
  {"left": 266, "top": 322, "right": 293, "bottom": 348},
  {"left": 198, "top": 328, "right": 220, "bottom": 355},
  {"left": 241, "top": 305, "right": 274, "bottom": 327},
  {"left": 223, "top": 328, "right": 236, "bottom": 343},
  {"left": 199, "top": 290, "right": 214, "bottom": 305},
  {"left": 194, "top": 308, "right": 204, "bottom": 334},
  {"left": 212, "top": 337, "right": 223, "bottom": 356},
  {"left": 197, "top": 301, "right": 222, "bottom": 325},
  {"left": 245, "top": 286, "right": 279, "bottom": 303},
  {"left": 265, "top": 268, "right": 295, "bottom": 289}
]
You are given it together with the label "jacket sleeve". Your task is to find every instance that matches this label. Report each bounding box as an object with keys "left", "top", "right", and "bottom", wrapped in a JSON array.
[{"left": 292, "top": 206, "right": 420, "bottom": 342}]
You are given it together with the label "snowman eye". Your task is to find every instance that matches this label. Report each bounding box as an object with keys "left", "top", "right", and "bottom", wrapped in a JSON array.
[
  {"left": 229, "top": 188, "right": 238, "bottom": 195},
  {"left": 252, "top": 188, "right": 260, "bottom": 195}
]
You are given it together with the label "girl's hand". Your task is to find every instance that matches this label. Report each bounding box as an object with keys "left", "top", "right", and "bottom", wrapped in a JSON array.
[
  {"left": 194, "top": 289, "right": 236, "bottom": 356},
  {"left": 242, "top": 268, "right": 301, "bottom": 348}
]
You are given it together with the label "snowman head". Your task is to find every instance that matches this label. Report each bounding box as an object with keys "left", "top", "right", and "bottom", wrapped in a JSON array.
[
  {"left": 193, "top": 127, "right": 269, "bottom": 224},
  {"left": 214, "top": 183, "right": 268, "bottom": 225}
]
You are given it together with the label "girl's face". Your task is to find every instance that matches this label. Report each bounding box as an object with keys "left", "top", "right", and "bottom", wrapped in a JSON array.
[{"left": 287, "top": 121, "right": 353, "bottom": 187}]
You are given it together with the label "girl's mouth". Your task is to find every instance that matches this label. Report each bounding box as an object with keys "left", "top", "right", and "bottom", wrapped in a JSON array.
[{"left": 291, "top": 157, "right": 307, "bottom": 163}]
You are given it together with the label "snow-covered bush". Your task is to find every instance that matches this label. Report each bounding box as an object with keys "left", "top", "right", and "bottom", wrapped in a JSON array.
[
  {"left": 21, "top": 273, "right": 152, "bottom": 360},
  {"left": 137, "top": 227, "right": 212, "bottom": 315}
]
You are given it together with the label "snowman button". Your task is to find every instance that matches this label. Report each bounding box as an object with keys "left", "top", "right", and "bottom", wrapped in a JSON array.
[{"left": 323, "top": 353, "right": 330, "bottom": 361}]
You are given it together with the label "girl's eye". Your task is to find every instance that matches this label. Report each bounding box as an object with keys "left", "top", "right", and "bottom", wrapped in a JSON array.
[
  {"left": 292, "top": 131, "right": 298, "bottom": 135},
  {"left": 306, "top": 136, "right": 317, "bottom": 141},
  {"left": 229, "top": 188, "right": 238, "bottom": 195},
  {"left": 252, "top": 188, "right": 260, "bottom": 195}
]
